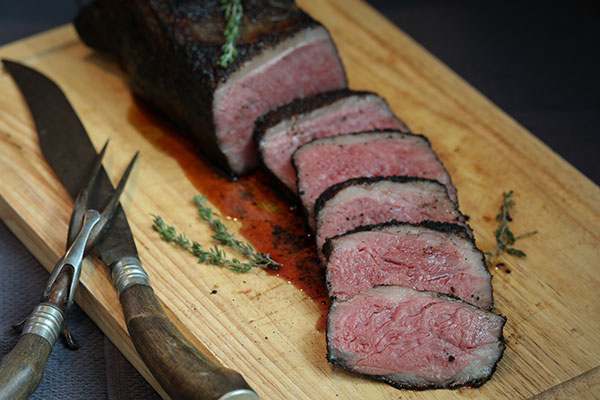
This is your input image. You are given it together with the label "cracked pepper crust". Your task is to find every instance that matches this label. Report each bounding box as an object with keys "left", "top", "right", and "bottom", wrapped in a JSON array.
[{"left": 75, "top": 0, "right": 344, "bottom": 177}]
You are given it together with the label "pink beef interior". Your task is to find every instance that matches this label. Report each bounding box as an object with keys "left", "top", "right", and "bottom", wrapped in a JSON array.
[
  {"left": 316, "top": 180, "right": 463, "bottom": 254},
  {"left": 213, "top": 27, "right": 347, "bottom": 175},
  {"left": 326, "top": 228, "right": 492, "bottom": 307},
  {"left": 295, "top": 132, "right": 455, "bottom": 226},
  {"left": 328, "top": 286, "right": 504, "bottom": 386},
  {"left": 260, "top": 95, "right": 406, "bottom": 191}
]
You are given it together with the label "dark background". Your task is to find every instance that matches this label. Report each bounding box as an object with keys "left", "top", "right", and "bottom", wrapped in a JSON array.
[
  {"left": 0, "top": 1, "right": 598, "bottom": 399},
  {"left": 371, "top": 0, "right": 599, "bottom": 184}
]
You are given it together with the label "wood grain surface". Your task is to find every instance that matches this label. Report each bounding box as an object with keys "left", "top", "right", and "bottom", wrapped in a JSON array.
[{"left": 0, "top": 0, "right": 599, "bottom": 398}]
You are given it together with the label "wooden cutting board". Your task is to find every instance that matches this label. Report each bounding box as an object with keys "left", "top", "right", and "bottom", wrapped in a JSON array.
[{"left": 1, "top": 1, "right": 599, "bottom": 398}]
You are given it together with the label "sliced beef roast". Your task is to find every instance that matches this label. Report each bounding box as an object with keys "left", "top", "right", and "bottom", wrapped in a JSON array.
[
  {"left": 293, "top": 131, "right": 457, "bottom": 227},
  {"left": 314, "top": 176, "right": 469, "bottom": 260},
  {"left": 75, "top": 0, "right": 347, "bottom": 177},
  {"left": 323, "top": 221, "right": 492, "bottom": 308},
  {"left": 327, "top": 286, "right": 505, "bottom": 389},
  {"left": 255, "top": 90, "right": 408, "bottom": 195}
]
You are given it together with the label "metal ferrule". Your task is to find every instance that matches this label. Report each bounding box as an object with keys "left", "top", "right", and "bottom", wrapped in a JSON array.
[
  {"left": 22, "top": 303, "right": 64, "bottom": 346},
  {"left": 111, "top": 256, "right": 150, "bottom": 296},
  {"left": 217, "top": 389, "right": 260, "bottom": 400}
]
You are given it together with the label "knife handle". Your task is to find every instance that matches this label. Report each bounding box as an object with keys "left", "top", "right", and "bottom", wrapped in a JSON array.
[{"left": 120, "top": 284, "right": 258, "bottom": 400}]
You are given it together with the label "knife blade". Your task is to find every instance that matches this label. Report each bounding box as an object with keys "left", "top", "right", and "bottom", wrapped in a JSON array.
[{"left": 2, "top": 59, "right": 259, "bottom": 400}]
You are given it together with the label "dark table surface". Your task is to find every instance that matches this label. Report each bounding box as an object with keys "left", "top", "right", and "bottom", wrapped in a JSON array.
[{"left": 1, "top": 1, "right": 598, "bottom": 399}]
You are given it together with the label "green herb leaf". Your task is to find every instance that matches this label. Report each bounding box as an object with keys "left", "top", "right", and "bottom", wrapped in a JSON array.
[
  {"left": 193, "top": 195, "right": 281, "bottom": 270},
  {"left": 152, "top": 215, "right": 255, "bottom": 273},
  {"left": 151, "top": 195, "right": 281, "bottom": 273},
  {"left": 485, "top": 191, "right": 536, "bottom": 267},
  {"left": 505, "top": 228, "right": 516, "bottom": 245},
  {"left": 506, "top": 248, "right": 526, "bottom": 257},
  {"left": 219, "top": 0, "right": 243, "bottom": 68}
]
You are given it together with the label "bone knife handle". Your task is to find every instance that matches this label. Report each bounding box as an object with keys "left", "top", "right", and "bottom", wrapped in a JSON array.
[
  {"left": 0, "top": 303, "right": 64, "bottom": 400},
  {"left": 119, "top": 284, "right": 259, "bottom": 400}
]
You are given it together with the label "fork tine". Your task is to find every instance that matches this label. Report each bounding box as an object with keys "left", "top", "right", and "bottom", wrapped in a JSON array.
[
  {"left": 67, "top": 140, "right": 109, "bottom": 247},
  {"left": 103, "top": 151, "right": 139, "bottom": 217},
  {"left": 86, "top": 151, "right": 139, "bottom": 251}
]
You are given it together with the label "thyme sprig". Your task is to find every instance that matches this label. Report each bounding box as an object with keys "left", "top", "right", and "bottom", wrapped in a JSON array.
[
  {"left": 219, "top": 0, "right": 243, "bottom": 68},
  {"left": 152, "top": 195, "right": 281, "bottom": 273},
  {"left": 193, "top": 195, "right": 281, "bottom": 269},
  {"left": 484, "top": 190, "right": 537, "bottom": 266},
  {"left": 152, "top": 215, "right": 254, "bottom": 273}
]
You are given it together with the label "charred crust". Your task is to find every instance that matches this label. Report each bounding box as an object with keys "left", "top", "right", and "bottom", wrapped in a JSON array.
[
  {"left": 429, "top": 287, "right": 500, "bottom": 316},
  {"left": 363, "top": 362, "right": 505, "bottom": 391},
  {"left": 254, "top": 89, "right": 387, "bottom": 144},
  {"left": 328, "top": 339, "right": 506, "bottom": 391},
  {"left": 322, "top": 220, "right": 491, "bottom": 309},
  {"left": 414, "top": 220, "right": 471, "bottom": 238},
  {"left": 314, "top": 175, "right": 448, "bottom": 221},
  {"left": 292, "top": 131, "right": 431, "bottom": 170},
  {"left": 432, "top": 280, "right": 492, "bottom": 310},
  {"left": 432, "top": 289, "right": 468, "bottom": 303},
  {"left": 298, "top": 126, "right": 460, "bottom": 209},
  {"left": 294, "top": 129, "right": 460, "bottom": 209},
  {"left": 257, "top": 161, "right": 301, "bottom": 205},
  {"left": 146, "top": 0, "right": 323, "bottom": 85},
  {"left": 323, "top": 219, "right": 469, "bottom": 261},
  {"left": 74, "top": 1, "right": 115, "bottom": 53},
  {"left": 254, "top": 92, "right": 409, "bottom": 201},
  {"left": 297, "top": 129, "right": 430, "bottom": 150},
  {"left": 291, "top": 152, "right": 310, "bottom": 223},
  {"left": 326, "top": 296, "right": 507, "bottom": 391},
  {"left": 292, "top": 130, "right": 437, "bottom": 221},
  {"left": 321, "top": 240, "right": 334, "bottom": 262},
  {"left": 75, "top": 0, "right": 345, "bottom": 177}
]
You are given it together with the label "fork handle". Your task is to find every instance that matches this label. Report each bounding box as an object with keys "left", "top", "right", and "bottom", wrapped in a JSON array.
[
  {"left": 0, "top": 303, "right": 64, "bottom": 400},
  {"left": 0, "top": 334, "right": 52, "bottom": 400}
]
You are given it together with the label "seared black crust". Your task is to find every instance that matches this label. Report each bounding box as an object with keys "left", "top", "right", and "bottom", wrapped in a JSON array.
[
  {"left": 327, "top": 340, "right": 506, "bottom": 390},
  {"left": 326, "top": 289, "right": 507, "bottom": 390},
  {"left": 75, "top": 0, "right": 346, "bottom": 178},
  {"left": 254, "top": 89, "right": 394, "bottom": 145},
  {"left": 291, "top": 129, "right": 444, "bottom": 222},
  {"left": 292, "top": 130, "right": 432, "bottom": 180},
  {"left": 313, "top": 175, "right": 454, "bottom": 222},
  {"left": 295, "top": 128, "right": 431, "bottom": 147},
  {"left": 76, "top": 0, "right": 321, "bottom": 89},
  {"left": 258, "top": 167, "right": 302, "bottom": 206},
  {"left": 322, "top": 219, "right": 491, "bottom": 306},
  {"left": 254, "top": 90, "right": 367, "bottom": 200},
  {"left": 299, "top": 129, "right": 459, "bottom": 212},
  {"left": 323, "top": 218, "right": 492, "bottom": 310},
  {"left": 253, "top": 91, "right": 408, "bottom": 202},
  {"left": 322, "top": 220, "right": 467, "bottom": 260}
]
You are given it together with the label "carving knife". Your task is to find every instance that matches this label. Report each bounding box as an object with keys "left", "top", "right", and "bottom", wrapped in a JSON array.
[{"left": 1, "top": 60, "right": 259, "bottom": 400}]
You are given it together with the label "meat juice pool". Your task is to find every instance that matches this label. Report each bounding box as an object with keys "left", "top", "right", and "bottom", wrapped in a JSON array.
[{"left": 128, "top": 100, "right": 329, "bottom": 330}]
